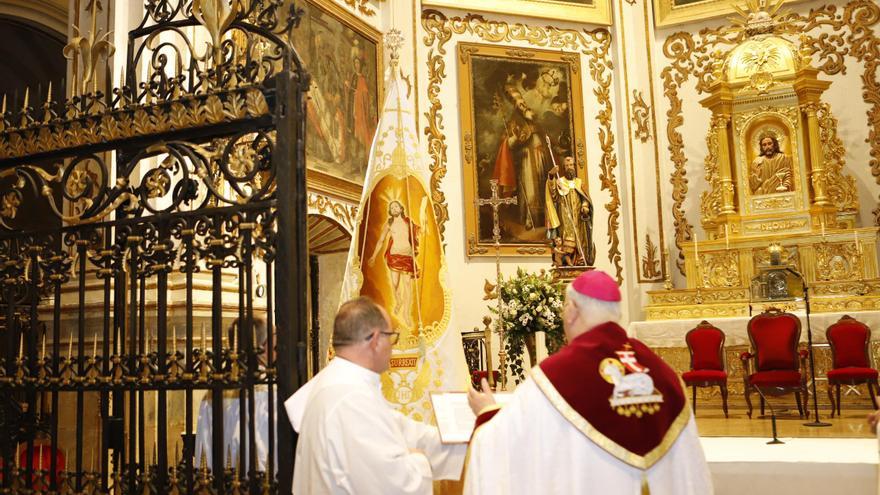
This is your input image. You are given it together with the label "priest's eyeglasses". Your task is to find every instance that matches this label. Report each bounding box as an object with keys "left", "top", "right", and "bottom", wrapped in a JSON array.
[{"left": 368, "top": 330, "right": 400, "bottom": 345}]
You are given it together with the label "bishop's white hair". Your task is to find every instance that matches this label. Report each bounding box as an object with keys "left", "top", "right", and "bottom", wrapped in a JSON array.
[{"left": 565, "top": 284, "right": 622, "bottom": 324}]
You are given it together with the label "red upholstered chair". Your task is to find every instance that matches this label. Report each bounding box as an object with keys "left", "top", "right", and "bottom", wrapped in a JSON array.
[
  {"left": 826, "top": 315, "right": 879, "bottom": 417},
  {"left": 682, "top": 321, "right": 728, "bottom": 418},
  {"left": 740, "top": 309, "right": 808, "bottom": 418}
]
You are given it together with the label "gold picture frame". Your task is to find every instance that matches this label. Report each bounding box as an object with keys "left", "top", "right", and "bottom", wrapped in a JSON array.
[
  {"left": 653, "top": 0, "right": 810, "bottom": 28},
  {"left": 458, "top": 43, "right": 588, "bottom": 257},
  {"left": 291, "top": 0, "right": 384, "bottom": 202},
  {"left": 422, "top": 0, "right": 611, "bottom": 26}
]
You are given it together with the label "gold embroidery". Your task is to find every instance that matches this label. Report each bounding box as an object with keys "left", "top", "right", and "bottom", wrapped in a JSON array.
[{"left": 532, "top": 367, "right": 690, "bottom": 469}]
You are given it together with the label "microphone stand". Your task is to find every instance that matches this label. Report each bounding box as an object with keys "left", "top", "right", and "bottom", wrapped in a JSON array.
[
  {"left": 783, "top": 267, "right": 831, "bottom": 427},
  {"left": 753, "top": 385, "right": 783, "bottom": 444}
]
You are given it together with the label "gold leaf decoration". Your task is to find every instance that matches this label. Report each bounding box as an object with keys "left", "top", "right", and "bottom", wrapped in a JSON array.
[
  {"left": 816, "top": 102, "right": 858, "bottom": 212},
  {"left": 631, "top": 90, "right": 652, "bottom": 143},
  {"left": 421, "top": 10, "right": 623, "bottom": 281},
  {"left": 0, "top": 89, "right": 271, "bottom": 161},
  {"left": 659, "top": 0, "right": 880, "bottom": 271},
  {"left": 307, "top": 193, "right": 358, "bottom": 232},
  {"left": 641, "top": 234, "right": 661, "bottom": 280},
  {"left": 343, "top": 0, "right": 377, "bottom": 17}
]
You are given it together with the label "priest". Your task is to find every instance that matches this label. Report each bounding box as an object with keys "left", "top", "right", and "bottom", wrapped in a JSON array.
[
  {"left": 288, "top": 297, "right": 466, "bottom": 494},
  {"left": 465, "top": 270, "right": 713, "bottom": 494}
]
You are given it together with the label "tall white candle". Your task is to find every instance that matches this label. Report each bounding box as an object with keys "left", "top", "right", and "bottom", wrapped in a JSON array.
[{"left": 724, "top": 224, "right": 730, "bottom": 251}]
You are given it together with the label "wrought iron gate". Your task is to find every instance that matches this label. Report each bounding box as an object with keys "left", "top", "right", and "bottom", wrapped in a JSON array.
[{"left": 0, "top": 1, "right": 308, "bottom": 493}]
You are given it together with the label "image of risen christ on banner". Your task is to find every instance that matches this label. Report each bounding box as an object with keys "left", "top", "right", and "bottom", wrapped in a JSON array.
[{"left": 368, "top": 200, "right": 421, "bottom": 329}]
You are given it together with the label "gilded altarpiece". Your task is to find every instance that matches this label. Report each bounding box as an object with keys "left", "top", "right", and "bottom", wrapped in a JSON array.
[{"left": 647, "top": 4, "right": 880, "bottom": 319}]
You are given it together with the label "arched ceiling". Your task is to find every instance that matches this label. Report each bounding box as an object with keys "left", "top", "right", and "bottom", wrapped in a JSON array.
[
  {"left": 0, "top": 0, "right": 67, "bottom": 38},
  {"left": 308, "top": 215, "right": 351, "bottom": 255},
  {"left": 0, "top": 15, "right": 66, "bottom": 106}
]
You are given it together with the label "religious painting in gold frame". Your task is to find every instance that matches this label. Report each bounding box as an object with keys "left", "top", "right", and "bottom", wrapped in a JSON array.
[
  {"left": 422, "top": 0, "right": 611, "bottom": 25},
  {"left": 653, "top": 0, "right": 809, "bottom": 28},
  {"left": 290, "top": 0, "right": 383, "bottom": 202},
  {"left": 458, "top": 43, "right": 588, "bottom": 257},
  {"left": 734, "top": 107, "right": 806, "bottom": 218}
]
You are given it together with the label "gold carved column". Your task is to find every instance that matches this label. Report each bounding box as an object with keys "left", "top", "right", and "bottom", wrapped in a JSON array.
[
  {"left": 715, "top": 113, "right": 736, "bottom": 216},
  {"left": 794, "top": 70, "right": 832, "bottom": 210},
  {"left": 702, "top": 85, "right": 738, "bottom": 223}
]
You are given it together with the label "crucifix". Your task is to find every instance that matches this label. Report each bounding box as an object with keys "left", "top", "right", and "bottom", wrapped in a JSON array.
[{"left": 477, "top": 179, "right": 516, "bottom": 390}]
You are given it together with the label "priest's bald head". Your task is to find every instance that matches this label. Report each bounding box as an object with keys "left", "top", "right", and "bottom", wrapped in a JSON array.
[
  {"left": 563, "top": 270, "right": 621, "bottom": 341},
  {"left": 332, "top": 296, "right": 396, "bottom": 373}
]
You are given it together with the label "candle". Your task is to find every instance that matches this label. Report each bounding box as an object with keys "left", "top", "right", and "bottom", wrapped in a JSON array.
[
  {"left": 854, "top": 229, "right": 861, "bottom": 254},
  {"left": 231, "top": 321, "right": 237, "bottom": 353},
  {"left": 724, "top": 224, "right": 730, "bottom": 251},
  {"left": 67, "top": 332, "right": 73, "bottom": 361},
  {"left": 41, "top": 334, "right": 46, "bottom": 360},
  {"left": 38, "top": 445, "right": 43, "bottom": 471},
  {"left": 820, "top": 218, "right": 826, "bottom": 238},
  {"left": 19, "top": 333, "right": 24, "bottom": 358},
  {"left": 201, "top": 323, "right": 206, "bottom": 352},
  {"left": 693, "top": 234, "right": 699, "bottom": 261},
  {"left": 145, "top": 332, "right": 150, "bottom": 355},
  {"left": 92, "top": 332, "right": 98, "bottom": 357}
]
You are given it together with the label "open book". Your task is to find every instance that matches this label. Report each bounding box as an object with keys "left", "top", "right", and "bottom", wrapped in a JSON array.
[{"left": 430, "top": 391, "right": 514, "bottom": 444}]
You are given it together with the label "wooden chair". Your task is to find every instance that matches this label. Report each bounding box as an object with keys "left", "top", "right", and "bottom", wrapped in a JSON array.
[
  {"left": 826, "top": 315, "right": 879, "bottom": 417},
  {"left": 740, "top": 309, "right": 808, "bottom": 418},
  {"left": 682, "top": 321, "right": 728, "bottom": 418}
]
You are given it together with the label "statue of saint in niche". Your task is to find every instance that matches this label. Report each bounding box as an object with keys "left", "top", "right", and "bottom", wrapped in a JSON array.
[{"left": 749, "top": 133, "right": 793, "bottom": 195}]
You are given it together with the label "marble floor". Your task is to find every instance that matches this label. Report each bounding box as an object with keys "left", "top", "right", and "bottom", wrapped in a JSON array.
[{"left": 694, "top": 404, "right": 877, "bottom": 439}]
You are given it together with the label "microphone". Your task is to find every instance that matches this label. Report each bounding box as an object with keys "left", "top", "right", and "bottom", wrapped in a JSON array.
[{"left": 753, "top": 385, "right": 784, "bottom": 445}]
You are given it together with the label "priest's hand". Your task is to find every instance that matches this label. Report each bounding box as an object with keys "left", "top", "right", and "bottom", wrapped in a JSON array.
[{"left": 468, "top": 378, "right": 496, "bottom": 415}]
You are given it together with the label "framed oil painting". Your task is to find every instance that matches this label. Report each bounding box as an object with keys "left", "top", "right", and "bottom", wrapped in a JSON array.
[
  {"left": 290, "top": 0, "right": 382, "bottom": 201},
  {"left": 423, "top": 0, "right": 611, "bottom": 25},
  {"left": 653, "top": 0, "right": 810, "bottom": 28},
  {"left": 458, "top": 43, "right": 588, "bottom": 257}
]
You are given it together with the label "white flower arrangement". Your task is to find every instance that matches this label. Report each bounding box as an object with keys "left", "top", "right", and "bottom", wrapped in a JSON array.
[{"left": 490, "top": 268, "right": 566, "bottom": 383}]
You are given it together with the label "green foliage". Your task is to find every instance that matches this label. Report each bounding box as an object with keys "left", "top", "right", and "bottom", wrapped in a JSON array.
[{"left": 490, "top": 268, "right": 565, "bottom": 384}]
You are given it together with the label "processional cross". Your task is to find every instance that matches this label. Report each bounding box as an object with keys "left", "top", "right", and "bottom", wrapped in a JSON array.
[{"left": 477, "top": 179, "right": 516, "bottom": 390}]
